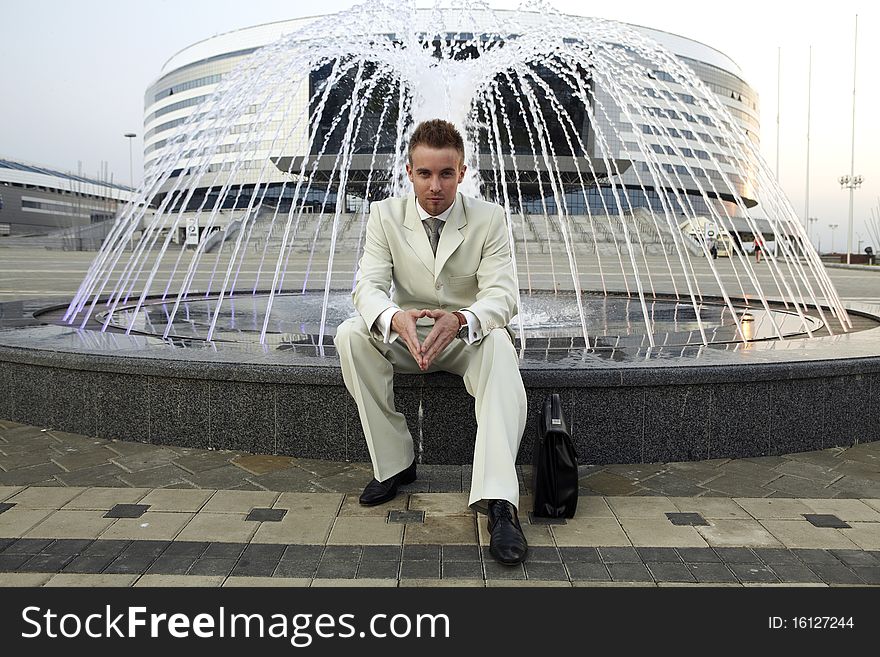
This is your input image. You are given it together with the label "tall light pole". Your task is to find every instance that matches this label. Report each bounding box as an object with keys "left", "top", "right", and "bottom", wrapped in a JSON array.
[
  {"left": 829, "top": 223, "right": 839, "bottom": 255},
  {"left": 808, "top": 216, "right": 819, "bottom": 249},
  {"left": 124, "top": 132, "right": 137, "bottom": 189},
  {"left": 839, "top": 15, "right": 861, "bottom": 265}
]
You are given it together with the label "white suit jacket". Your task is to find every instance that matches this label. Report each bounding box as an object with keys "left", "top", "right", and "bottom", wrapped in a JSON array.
[{"left": 353, "top": 192, "right": 518, "bottom": 345}]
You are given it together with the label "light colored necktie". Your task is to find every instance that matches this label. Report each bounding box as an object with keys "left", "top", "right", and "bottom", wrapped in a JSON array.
[{"left": 424, "top": 217, "right": 442, "bottom": 255}]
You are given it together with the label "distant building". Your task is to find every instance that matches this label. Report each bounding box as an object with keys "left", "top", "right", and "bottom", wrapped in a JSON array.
[
  {"left": 144, "top": 11, "right": 761, "bottom": 219},
  {"left": 0, "top": 158, "right": 135, "bottom": 236}
]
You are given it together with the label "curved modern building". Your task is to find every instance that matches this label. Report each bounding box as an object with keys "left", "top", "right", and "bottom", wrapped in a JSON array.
[{"left": 143, "top": 11, "right": 762, "bottom": 232}]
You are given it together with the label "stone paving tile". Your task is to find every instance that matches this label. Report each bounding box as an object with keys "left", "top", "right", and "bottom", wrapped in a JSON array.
[
  {"left": 274, "top": 558, "right": 320, "bottom": 579},
  {"left": 635, "top": 473, "right": 709, "bottom": 497},
  {"left": 312, "top": 578, "right": 397, "bottom": 587},
  {"left": 62, "top": 554, "right": 117, "bottom": 574},
  {"left": 138, "top": 488, "right": 214, "bottom": 512},
  {"left": 774, "top": 460, "right": 842, "bottom": 484},
  {"left": 116, "top": 465, "right": 191, "bottom": 488},
  {"left": 578, "top": 471, "right": 642, "bottom": 496},
  {"left": 3, "top": 538, "right": 55, "bottom": 554},
  {"left": 714, "top": 547, "right": 760, "bottom": 563},
  {"left": 230, "top": 454, "right": 293, "bottom": 476},
  {"left": 99, "top": 512, "right": 194, "bottom": 541},
  {"left": 764, "top": 476, "right": 837, "bottom": 498},
  {"left": 42, "top": 538, "right": 94, "bottom": 556},
  {"left": 250, "top": 516, "right": 334, "bottom": 545},
  {"left": 698, "top": 475, "right": 775, "bottom": 498},
  {"left": 314, "top": 559, "right": 358, "bottom": 579},
  {"left": 61, "top": 487, "right": 150, "bottom": 510},
  {"left": 403, "top": 515, "right": 476, "bottom": 545},
  {"left": 441, "top": 561, "right": 483, "bottom": 579},
  {"left": 0, "top": 553, "right": 33, "bottom": 571},
  {"left": 273, "top": 492, "right": 344, "bottom": 515},
  {"left": 727, "top": 563, "right": 779, "bottom": 583},
  {"left": 187, "top": 558, "right": 238, "bottom": 577},
  {"left": 45, "top": 573, "right": 138, "bottom": 587},
  {"left": 200, "top": 490, "right": 279, "bottom": 514},
  {"left": 244, "top": 468, "right": 324, "bottom": 493},
  {"left": 0, "top": 508, "right": 55, "bottom": 538},
  {"left": 25, "top": 510, "right": 117, "bottom": 540},
  {"left": 175, "top": 513, "right": 256, "bottom": 543},
  {"left": 808, "top": 562, "right": 864, "bottom": 585},
  {"left": 0, "top": 573, "right": 54, "bottom": 586},
  {"left": 7, "top": 486, "right": 86, "bottom": 509},
  {"left": 147, "top": 554, "right": 198, "bottom": 575},
  {"left": 360, "top": 545, "right": 401, "bottom": 561},
  {"left": 566, "top": 497, "right": 614, "bottom": 518},
  {"left": 483, "top": 560, "right": 526, "bottom": 580},
  {"left": 19, "top": 553, "right": 76, "bottom": 573},
  {"left": 608, "top": 563, "right": 653, "bottom": 582},
  {"left": 181, "top": 465, "right": 256, "bottom": 490},
  {"left": 53, "top": 464, "right": 127, "bottom": 487},
  {"left": 606, "top": 496, "right": 678, "bottom": 519},
  {"left": 525, "top": 561, "right": 569, "bottom": 581},
  {"left": 619, "top": 518, "right": 710, "bottom": 548},
  {"left": 50, "top": 449, "right": 117, "bottom": 472},
  {"left": 636, "top": 547, "right": 681, "bottom": 563},
  {"left": 597, "top": 547, "right": 641, "bottom": 563},
  {"left": 685, "top": 562, "right": 738, "bottom": 583},
  {"left": 696, "top": 519, "right": 785, "bottom": 548},
  {"left": 826, "top": 476, "right": 880, "bottom": 498},
  {"left": 668, "top": 497, "right": 751, "bottom": 519},
  {"left": 0, "top": 486, "right": 23, "bottom": 501},
  {"left": 802, "top": 499, "right": 880, "bottom": 522},
  {"left": 400, "top": 560, "right": 440, "bottom": 579},
  {"left": 770, "top": 563, "right": 824, "bottom": 584},
  {"left": 135, "top": 574, "right": 225, "bottom": 587},
  {"left": 559, "top": 547, "right": 601, "bottom": 563},
  {"left": 549, "top": 518, "right": 630, "bottom": 547},
  {"left": 407, "top": 493, "right": 472, "bottom": 516},
  {"left": 110, "top": 448, "right": 182, "bottom": 471},
  {"left": 760, "top": 520, "right": 861, "bottom": 550},
  {"left": 645, "top": 562, "right": 696, "bottom": 583},
  {"left": 828, "top": 548, "right": 880, "bottom": 567},
  {"left": 356, "top": 560, "right": 399, "bottom": 579},
  {"left": 564, "top": 562, "right": 610, "bottom": 581},
  {"left": 852, "top": 567, "right": 880, "bottom": 584},
  {"left": 840, "top": 522, "right": 880, "bottom": 550},
  {"left": 752, "top": 548, "right": 803, "bottom": 566},
  {"left": 224, "top": 577, "right": 311, "bottom": 587},
  {"left": 734, "top": 498, "right": 813, "bottom": 519},
  {"left": 327, "top": 516, "right": 405, "bottom": 546},
  {"left": 860, "top": 499, "right": 880, "bottom": 513},
  {"left": 172, "top": 451, "right": 237, "bottom": 474},
  {"left": 675, "top": 547, "right": 722, "bottom": 563}
]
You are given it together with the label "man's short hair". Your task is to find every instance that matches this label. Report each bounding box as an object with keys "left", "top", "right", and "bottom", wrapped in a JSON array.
[{"left": 407, "top": 119, "right": 465, "bottom": 165}]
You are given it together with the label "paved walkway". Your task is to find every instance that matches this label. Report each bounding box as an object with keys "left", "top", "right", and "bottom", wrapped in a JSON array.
[{"left": 1, "top": 419, "right": 878, "bottom": 587}]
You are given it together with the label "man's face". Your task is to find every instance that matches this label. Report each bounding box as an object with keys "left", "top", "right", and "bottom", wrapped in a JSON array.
[{"left": 406, "top": 145, "right": 467, "bottom": 216}]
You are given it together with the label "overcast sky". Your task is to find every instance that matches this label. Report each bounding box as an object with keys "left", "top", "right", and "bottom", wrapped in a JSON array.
[{"left": 1, "top": 0, "right": 877, "bottom": 251}]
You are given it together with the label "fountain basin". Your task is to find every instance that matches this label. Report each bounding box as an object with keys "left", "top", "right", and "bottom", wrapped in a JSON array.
[{"left": 1, "top": 294, "right": 878, "bottom": 466}]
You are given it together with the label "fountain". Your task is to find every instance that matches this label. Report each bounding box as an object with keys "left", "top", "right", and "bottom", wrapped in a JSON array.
[{"left": 2, "top": 1, "right": 879, "bottom": 465}]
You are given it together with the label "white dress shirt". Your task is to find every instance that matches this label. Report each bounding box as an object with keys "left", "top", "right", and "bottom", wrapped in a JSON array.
[{"left": 375, "top": 196, "right": 480, "bottom": 345}]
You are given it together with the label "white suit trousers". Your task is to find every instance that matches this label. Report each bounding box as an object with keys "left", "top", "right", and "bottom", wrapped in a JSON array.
[{"left": 334, "top": 316, "right": 527, "bottom": 513}]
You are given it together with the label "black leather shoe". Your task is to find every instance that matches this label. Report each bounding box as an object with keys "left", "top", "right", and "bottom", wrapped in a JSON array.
[
  {"left": 487, "top": 499, "right": 528, "bottom": 565},
  {"left": 359, "top": 460, "right": 417, "bottom": 506}
]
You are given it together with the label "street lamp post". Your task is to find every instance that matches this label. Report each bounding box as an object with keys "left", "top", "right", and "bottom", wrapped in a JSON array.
[
  {"left": 829, "top": 223, "right": 839, "bottom": 255},
  {"left": 124, "top": 133, "right": 137, "bottom": 188},
  {"left": 808, "top": 217, "right": 819, "bottom": 250},
  {"left": 839, "top": 15, "right": 861, "bottom": 266},
  {"left": 839, "top": 174, "right": 863, "bottom": 264}
]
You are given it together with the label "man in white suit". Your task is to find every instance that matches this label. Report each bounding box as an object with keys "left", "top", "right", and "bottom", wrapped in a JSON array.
[{"left": 334, "top": 119, "right": 528, "bottom": 565}]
